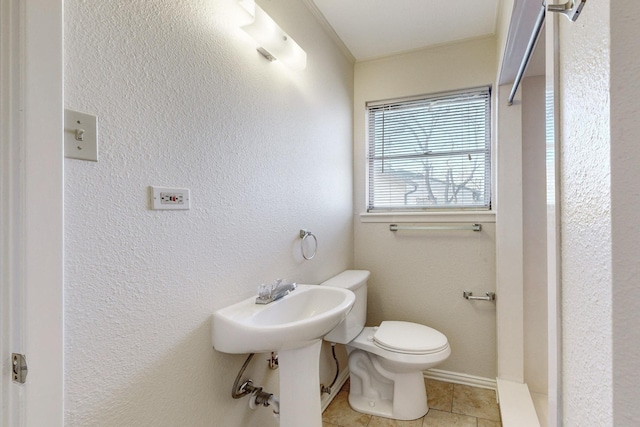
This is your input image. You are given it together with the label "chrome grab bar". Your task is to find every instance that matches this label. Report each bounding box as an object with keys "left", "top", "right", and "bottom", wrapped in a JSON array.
[{"left": 463, "top": 291, "right": 496, "bottom": 301}]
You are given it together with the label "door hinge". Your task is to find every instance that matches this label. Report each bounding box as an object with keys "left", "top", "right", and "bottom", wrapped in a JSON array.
[{"left": 11, "top": 353, "right": 28, "bottom": 384}]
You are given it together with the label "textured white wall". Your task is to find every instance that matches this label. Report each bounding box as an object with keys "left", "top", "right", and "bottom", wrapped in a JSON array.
[
  {"left": 610, "top": 0, "right": 640, "bottom": 423},
  {"left": 559, "top": 0, "right": 613, "bottom": 424},
  {"left": 353, "top": 37, "right": 498, "bottom": 379},
  {"left": 64, "top": 1, "right": 353, "bottom": 425}
]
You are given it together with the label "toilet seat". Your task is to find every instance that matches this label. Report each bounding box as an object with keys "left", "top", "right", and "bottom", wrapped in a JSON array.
[
  {"left": 348, "top": 326, "right": 450, "bottom": 369},
  {"left": 373, "top": 321, "right": 449, "bottom": 355}
]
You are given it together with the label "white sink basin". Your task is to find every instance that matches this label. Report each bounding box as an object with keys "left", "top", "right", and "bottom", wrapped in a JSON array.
[{"left": 212, "top": 284, "right": 355, "bottom": 354}]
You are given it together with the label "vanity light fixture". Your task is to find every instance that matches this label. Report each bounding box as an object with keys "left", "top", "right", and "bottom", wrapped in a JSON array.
[{"left": 237, "top": 0, "right": 307, "bottom": 70}]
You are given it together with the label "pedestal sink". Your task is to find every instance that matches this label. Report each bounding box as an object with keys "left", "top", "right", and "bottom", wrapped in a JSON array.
[{"left": 212, "top": 284, "right": 355, "bottom": 427}]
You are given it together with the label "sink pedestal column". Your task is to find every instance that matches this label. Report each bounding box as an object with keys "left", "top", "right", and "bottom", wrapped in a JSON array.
[{"left": 278, "top": 339, "right": 323, "bottom": 427}]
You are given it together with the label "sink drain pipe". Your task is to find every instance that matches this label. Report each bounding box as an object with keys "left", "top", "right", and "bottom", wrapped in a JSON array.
[
  {"left": 232, "top": 353, "right": 280, "bottom": 418},
  {"left": 321, "top": 343, "right": 340, "bottom": 394}
]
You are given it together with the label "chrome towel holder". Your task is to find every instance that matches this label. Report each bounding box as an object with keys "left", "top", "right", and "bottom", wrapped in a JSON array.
[{"left": 299, "top": 229, "right": 317, "bottom": 260}]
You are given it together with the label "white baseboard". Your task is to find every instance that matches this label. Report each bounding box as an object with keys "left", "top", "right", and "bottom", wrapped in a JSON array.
[
  {"left": 424, "top": 368, "right": 497, "bottom": 391},
  {"left": 320, "top": 368, "right": 350, "bottom": 412}
]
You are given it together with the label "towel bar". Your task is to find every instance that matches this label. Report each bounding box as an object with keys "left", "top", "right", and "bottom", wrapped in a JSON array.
[{"left": 389, "top": 223, "right": 481, "bottom": 232}]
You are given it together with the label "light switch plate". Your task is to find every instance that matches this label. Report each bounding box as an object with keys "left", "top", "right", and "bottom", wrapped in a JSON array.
[{"left": 64, "top": 109, "right": 98, "bottom": 161}]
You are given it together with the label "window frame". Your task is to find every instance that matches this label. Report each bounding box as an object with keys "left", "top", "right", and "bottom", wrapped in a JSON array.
[{"left": 365, "top": 86, "right": 492, "bottom": 213}]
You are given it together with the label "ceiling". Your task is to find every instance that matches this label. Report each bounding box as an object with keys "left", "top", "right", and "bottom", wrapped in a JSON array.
[{"left": 310, "top": 0, "right": 502, "bottom": 61}]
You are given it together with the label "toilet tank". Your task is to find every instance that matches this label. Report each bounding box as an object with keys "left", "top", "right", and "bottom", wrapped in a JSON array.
[{"left": 321, "top": 270, "right": 370, "bottom": 344}]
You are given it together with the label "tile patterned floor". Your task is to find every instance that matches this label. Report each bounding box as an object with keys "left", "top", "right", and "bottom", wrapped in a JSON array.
[{"left": 322, "top": 379, "right": 501, "bottom": 427}]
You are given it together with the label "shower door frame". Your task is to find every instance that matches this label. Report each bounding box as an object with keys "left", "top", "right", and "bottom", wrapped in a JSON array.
[{"left": 0, "top": 0, "right": 64, "bottom": 425}]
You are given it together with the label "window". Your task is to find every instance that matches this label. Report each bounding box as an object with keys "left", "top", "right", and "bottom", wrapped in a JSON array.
[{"left": 367, "top": 87, "right": 491, "bottom": 212}]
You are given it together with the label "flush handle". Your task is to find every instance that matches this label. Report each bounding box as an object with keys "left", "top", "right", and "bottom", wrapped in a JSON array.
[{"left": 12, "top": 353, "right": 28, "bottom": 384}]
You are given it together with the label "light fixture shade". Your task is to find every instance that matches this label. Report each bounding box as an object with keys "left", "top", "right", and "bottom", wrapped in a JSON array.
[{"left": 238, "top": 1, "right": 307, "bottom": 70}]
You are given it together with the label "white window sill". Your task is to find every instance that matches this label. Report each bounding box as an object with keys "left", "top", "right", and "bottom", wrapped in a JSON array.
[{"left": 359, "top": 211, "right": 496, "bottom": 224}]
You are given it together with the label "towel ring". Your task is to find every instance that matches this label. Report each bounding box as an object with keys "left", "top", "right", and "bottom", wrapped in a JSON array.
[{"left": 299, "top": 229, "right": 317, "bottom": 260}]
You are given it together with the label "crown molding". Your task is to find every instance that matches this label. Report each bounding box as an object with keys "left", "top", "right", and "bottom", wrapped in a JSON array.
[{"left": 300, "top": 0, "right": 355, "bottom": 64}]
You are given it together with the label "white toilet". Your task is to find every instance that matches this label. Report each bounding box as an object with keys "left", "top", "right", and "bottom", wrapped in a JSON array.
[{"left": 321, "top": 270, "right": 450, "bottom": 421}]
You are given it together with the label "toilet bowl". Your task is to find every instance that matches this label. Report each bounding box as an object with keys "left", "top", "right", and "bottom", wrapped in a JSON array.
[{"left": 321, "top": 270, "right": 451, "bottom": 421}]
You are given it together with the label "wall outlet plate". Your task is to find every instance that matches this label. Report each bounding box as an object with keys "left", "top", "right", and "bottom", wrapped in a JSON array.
[
  {"left": 64, "top": 109, "right": 98, "bottom": 161},
  {"left": 149, "top": 186, "right": 191, "bottom": 210}
]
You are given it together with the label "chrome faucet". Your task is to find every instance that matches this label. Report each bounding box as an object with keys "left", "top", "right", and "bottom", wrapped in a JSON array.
[{"left": 256, "top": 279, "right": 297, "bottom": 304}]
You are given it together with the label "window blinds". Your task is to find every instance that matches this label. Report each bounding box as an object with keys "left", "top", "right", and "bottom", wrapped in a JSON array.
[{"left": 367, "top": 87, "right": 491, "bottom": 211}]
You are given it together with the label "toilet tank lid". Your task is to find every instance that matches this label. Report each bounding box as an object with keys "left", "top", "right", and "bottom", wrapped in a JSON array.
[
  {"left": 374, "top": 321, "right": 449, "bottom": 355},
  {"left": 320, "top": 270, "right": 370, "bottom": 290}
]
